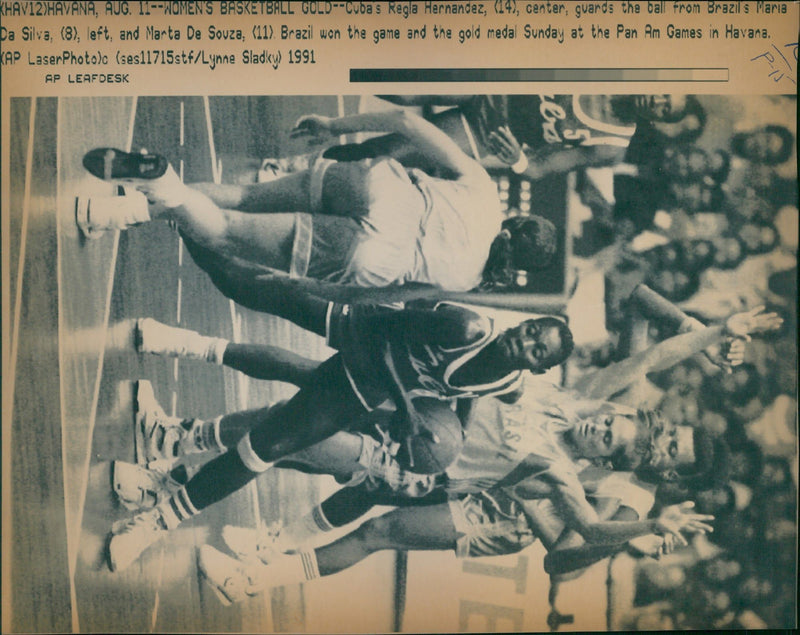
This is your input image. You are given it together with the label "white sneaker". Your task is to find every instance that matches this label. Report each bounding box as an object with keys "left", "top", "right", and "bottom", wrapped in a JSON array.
[
  {"left": 357, "top": 435, "right": 436, "bottom": 497},
  {"left": 221, "top": 523, "right": 282, "bottom": 564},
  {"left": 111, "top": 460, "right": 181, "bottom": 512},
  {"left": 198, "top": 545, "right": 266, "bottom": 605},
  {"left": 134, "top": 379, "right": 185, "bottom": 466},
  {"left": 135, "top": 317, "right": 218, "bottom": 362},
  {"left": 75, "top": 189, "right": 151, "bottom": 239},
  {"left": 108, "top": 508, "right": 167, "bottom": 571}
]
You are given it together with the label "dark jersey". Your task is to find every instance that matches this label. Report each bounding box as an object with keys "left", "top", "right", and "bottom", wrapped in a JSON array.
[
  {"left": 461, "top": 95, "right": 636, "bottom": 156},
  {"left": 326, "top": 301, "right": 524, "bottom": 410}
]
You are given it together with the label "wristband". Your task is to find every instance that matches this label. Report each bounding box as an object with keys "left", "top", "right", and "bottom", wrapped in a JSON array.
[{"left": 510, "top": 152, "right": 529, "bottom": 174}]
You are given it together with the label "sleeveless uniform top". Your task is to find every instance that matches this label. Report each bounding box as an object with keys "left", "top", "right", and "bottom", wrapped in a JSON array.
[
  {"left": 327, "top": 301, "right": 524, "bottom": 410},
  {"left": 462, "top": 94, "right": 636, "bottom": 154},
  {"left": 444, "top": 380, "right": 582, "bottom": 494}
]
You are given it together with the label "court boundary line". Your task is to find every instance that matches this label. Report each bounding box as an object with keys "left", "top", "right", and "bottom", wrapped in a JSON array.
[
  {"left": 64, "top": 96, "right": 138, "bottom": 633},
  {"left": 2, "top": 95, "right": 36, "bottom": 635},
  {"left": 6, "top": 98, "right": 37, "bottom": 455}
]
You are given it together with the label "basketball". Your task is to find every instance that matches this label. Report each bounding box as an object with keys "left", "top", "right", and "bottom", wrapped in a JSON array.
[{"left": 395, "top": 398, "right": 464, "bottom": 474}]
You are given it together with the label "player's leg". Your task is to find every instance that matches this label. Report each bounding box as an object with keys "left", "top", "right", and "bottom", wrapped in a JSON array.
[
  {"left": 135, "top": 317, "right": 321, "bottom": 386},
  {"left": 222, "top": 481, "right": 380, "bottom": 561},
  {"left": 179, "top": 234, "right": 330, "bottom": 334},
  {"left": 316, "top": 502, "right": 459, "bottom": 576},
  {"left": 199, "top": 502, "right": 459, "bottom": 604},
  {"left": 107, "top": 356, "right": 365, "bottom": 571}
]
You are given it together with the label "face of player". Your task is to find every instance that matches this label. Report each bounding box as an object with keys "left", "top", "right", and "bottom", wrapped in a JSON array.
[
  {"left": 568, "top": 414, "right": 639, "bottom": 460},
  {"left": 496, "top": 320, "right": 564, "bottom": 373},
  {"left": 646, "top": 421, "right": 695, "bottom": 474},
  {"left": 634, "top": 94, "right": 687, "bottom": 122}
]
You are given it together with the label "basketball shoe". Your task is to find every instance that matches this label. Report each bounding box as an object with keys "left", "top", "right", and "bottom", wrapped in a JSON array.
[
  {"left": 75, "top": 187, "right": 151, "bottom": 239},
  {"left": 198, "top": 545, "right": 268, "bottom": 605}
]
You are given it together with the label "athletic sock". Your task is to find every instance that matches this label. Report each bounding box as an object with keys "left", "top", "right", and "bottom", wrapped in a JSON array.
[
  {"left": 178, "top": 416, "right": 225, "bottom": 455},
  {"left": 278, "top": 505, "right": 335, "bottom": 549},
  {"left": 156, "top": 486, "right": 198, "bottom": 530},
  {"left": 262, "top": 551, "right": 321, "bottom": 588}
]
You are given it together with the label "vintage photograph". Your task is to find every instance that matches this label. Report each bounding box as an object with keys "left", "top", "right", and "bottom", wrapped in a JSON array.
[{"left": 4, "top": 91, "right": 796, "bottom": 632}]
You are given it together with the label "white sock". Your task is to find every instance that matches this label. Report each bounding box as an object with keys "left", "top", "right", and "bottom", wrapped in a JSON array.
[
  {"left": 261, "top": 551, "right": 321, "bottom": 588},
  {"left": 178, "top": 416, "right": 224, "bottom": 455},
  {"left": 279, "top": 505, "right": 334, "bottom": 549},
  {"left": 178, "top": 331, "right": 229, "bottom": 363}
]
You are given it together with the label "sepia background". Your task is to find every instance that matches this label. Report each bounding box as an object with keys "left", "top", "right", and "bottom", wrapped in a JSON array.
[{"left": 3, "top": 4, "right": 797, "bottom": 633}]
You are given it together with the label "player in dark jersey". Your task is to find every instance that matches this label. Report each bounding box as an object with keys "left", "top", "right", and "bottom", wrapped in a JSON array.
[
  {"left": 191, "top": 302, "right": 778, "bottom": 604},
  {"left": 105, "top": 295, "right": 574, "bottom": 572},
  {"left": 258, "top": 94, "right": 690, "bottom": 184}
]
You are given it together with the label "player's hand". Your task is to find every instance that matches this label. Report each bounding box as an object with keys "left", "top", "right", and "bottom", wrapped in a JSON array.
[
  {"left": 488, "top": 126, "right": 524, "bottom": 165},
  {"left": 290, "top": 114, "right": 334, "bottom": 144},
  {"left": 725, "top": 306, "right": 783, "bottom": 340},
  {"left": 660, "top": 532, "right": 677, "bottom": 556},
  {"left": 703, "top": 337, "right": 747, "bottom": 373},
  {"left": 627, "top": 534, "right": 666, "bottom": 558},
  {"left": 655, "top": 501, "right": 714, "bottom": 546},
  {"left": 390, "top": 400, "right": 439, "bottom": 470}
]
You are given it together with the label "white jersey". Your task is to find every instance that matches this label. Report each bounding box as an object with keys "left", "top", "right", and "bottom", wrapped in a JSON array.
[
  {"left": 408, "top": 168, "right": 503, "bottom": 291},
  {"left": 445, "top": 379, "right": 582, "bottom": 494}
]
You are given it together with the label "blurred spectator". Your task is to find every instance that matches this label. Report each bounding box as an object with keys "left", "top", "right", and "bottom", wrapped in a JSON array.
[{"left": 730, "top": 124, "right": 795, "bottom": 166}]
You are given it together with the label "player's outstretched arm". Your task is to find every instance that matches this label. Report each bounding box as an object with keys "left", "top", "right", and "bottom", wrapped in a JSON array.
[
  {"left": 291, "top": 109, "right": 483, "bottom": 180},
  {"left": 517, "top": 470, "right": 714, "bottom": 547},
  {"left": 574, "top": 306, "right": 782, "bottom": 399},
  {"left": 543, "top": 504, "right": 638, "bottom": 578}
]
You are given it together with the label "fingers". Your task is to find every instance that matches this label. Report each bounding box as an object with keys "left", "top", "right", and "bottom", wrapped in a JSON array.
[
  {"left": 726, "top": 339, "right": 746, "bottom": 366},
  {"left": 665, "top": 529, "right": 688, "bottom": 547},
  {"left": 687, "top": 521, "right": 715, "bottom": 533}
]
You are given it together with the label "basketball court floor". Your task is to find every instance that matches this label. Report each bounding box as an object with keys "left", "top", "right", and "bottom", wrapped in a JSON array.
[{"left": 4, "top": 94, "right": 406, "bottom": 633}]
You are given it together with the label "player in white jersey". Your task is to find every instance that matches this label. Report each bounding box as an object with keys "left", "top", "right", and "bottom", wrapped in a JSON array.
[
  {"left": 77, "top": 106, "right": 511, "bottom": 295},
  {"left": 190, "top": 302, "right": 779, "bottom": 603}
]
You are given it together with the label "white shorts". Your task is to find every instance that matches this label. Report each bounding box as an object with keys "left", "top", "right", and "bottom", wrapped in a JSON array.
[{"left": 309, "top": 156, "right": 427, "bottom": 287}]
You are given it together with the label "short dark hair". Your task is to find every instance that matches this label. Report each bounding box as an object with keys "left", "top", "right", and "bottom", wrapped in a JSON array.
[
  {"left": 630, "top": 413, "right": 731, "bottom": 487},
  {"left": 506, "top": 214, "right": 558, "bottom": 270},
  {"left": 609, "top": 409, "right": 659, "bottom": 471},
  {"left": 482, "top": 215, "right": 558, "bottom": 288}
]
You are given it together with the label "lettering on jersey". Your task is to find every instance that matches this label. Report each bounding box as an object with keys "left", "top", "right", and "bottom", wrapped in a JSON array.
[
  {"left": 406, "top": 348, "right": 454, "bottom": 396},
  {"left": 538, "top": 95, "right": 616, "bottom": 146},
  {"left": 539, "top": 94, "right": 567, "bottom": 144}
]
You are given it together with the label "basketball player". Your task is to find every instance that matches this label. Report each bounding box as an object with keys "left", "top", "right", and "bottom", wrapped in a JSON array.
[
  {"left": 76, "top": 106, "right": 558, "bottom": 298},
  {"left": 193, "top": 302, "right": 778, "bottom": 603},
  {"left": 105, "top": 298, "right": 573, "bottom": 572},
  {"left": 260, "top": 94, "right": 690, "bottom": 182}
]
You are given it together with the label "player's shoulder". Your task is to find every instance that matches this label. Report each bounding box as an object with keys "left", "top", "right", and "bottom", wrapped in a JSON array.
[{"left": 434, "top": 302, "right": 491, "bottom": 346}]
